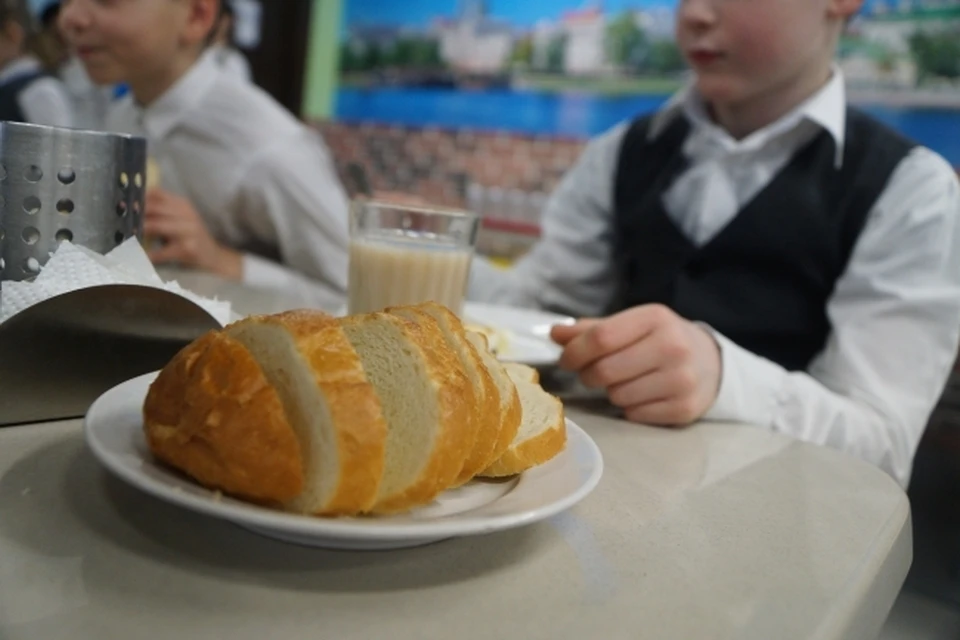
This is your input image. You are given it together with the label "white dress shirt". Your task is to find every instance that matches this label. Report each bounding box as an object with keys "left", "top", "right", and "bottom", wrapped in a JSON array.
[
  {"left": 106, "top": 53, "right": 350, "bottom": 311},
  {"left": 58, "top": 56, "right": 114, "bottom": 131},
  {"left": 204, "top": 45, "right": 253, "bottom": 84},
  {"left": 0, "top": 56, "right": 74, "bottom": 128},
  {"left": 470, "top": 70, "right": 960, "bottom": 487}
]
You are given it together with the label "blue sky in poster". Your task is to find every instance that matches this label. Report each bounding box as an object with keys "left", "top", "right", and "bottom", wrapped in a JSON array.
[
  {"left": 343, "top": 0, "right": 882, "bottom": 29},
  {"left": 337, "top": 0, "right": 960, "bottom": 163},
  {"left": 345, "top": 0, "right": 670, "bottom": 29}
]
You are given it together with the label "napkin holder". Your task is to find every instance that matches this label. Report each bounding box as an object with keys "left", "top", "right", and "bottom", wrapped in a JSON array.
[
  {"left": 0, "top": 284, "right": 222, "bottom": 426},
  {"left": 0, "top": 123, "right": 222, "bottom": 426}
]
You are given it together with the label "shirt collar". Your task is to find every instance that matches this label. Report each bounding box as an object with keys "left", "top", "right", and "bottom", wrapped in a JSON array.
[
  {"left": 649, "top": 65, "right": 847, "bottom": 168},
  {"left": 139, "top": 53, "right": 219, "bottom": 142},
  {"left": 0, "top": 56, "right": 42, "bottom": 85}
]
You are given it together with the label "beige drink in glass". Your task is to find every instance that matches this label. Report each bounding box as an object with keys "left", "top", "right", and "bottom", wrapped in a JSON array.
[{"left": 348, "top": 201, "right": 481, "bottom": 316}]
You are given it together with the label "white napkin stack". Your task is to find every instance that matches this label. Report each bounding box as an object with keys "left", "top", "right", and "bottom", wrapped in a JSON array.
[{"left": 0, "top": 238, "right": 233, "bottom": 325}]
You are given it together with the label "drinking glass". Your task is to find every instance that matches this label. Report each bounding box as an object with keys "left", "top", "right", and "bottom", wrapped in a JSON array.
[{"left": 348, "top": 200, "right": 481, "bottom": 316}]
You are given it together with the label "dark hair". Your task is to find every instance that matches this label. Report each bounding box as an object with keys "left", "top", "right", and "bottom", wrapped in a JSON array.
[
  {"left": 208, "top": 0, "right": 236, "bottom": 48},
  {"left": 39, "top": 1, "right": 60, "bottom": 30},
  {"left": 0, "top": 0, "right": 35, "bottom": 32},
  {"left": 0, "top": 0, "right": 54, "bottom": 66}
]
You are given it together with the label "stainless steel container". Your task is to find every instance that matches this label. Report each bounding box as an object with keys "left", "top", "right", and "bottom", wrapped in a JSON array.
[
  {"left": 0, "top": 124, "right": 222, "bottom": 427},
  {"left": 0, "top": 122, "right": 146, "bottom": 282}
]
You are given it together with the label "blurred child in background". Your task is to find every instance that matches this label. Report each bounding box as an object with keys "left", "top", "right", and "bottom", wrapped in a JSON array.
[
  {"left": 59, "top": 0, "right": 351, "bottom": 311},
  {"left": 0, "top": 0, "right": 71, "bottom": 127},
  {"left": 39, "top": 1, "right": 113, "bottom": 130}
]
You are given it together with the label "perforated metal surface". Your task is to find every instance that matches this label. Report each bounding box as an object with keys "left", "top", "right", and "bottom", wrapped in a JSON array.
[{"left": 0, "top": 122, "right": 146, "bottom": 283}]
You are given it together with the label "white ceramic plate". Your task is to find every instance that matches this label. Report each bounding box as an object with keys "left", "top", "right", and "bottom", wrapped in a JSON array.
[
  {"left": 463, "top": 302, "right": 574, "bottom": 366},
  {"left": 84, "top": 372, "right": 604, "bottom": 551}
]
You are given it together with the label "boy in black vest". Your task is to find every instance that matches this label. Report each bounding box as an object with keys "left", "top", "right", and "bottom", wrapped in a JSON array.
[{"left": 469, "top": 0, "right": 960, "bottom": 486}]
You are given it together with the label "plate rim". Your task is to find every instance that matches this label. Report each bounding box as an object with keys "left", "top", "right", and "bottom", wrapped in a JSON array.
[
  {"left": 463, "top": 301, "right": 574, "bottom": 325},
  {"left": 462, "top": 302, "right": 573, "bottom": 366},
  {"left": 84, "top": 372, "right": 604, "bottom": 542}
]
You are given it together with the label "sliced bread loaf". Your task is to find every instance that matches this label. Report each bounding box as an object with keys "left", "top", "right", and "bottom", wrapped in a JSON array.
[
  {"left": 341, "top": 312, "right": 475, "bottom": 513},
  {"left": 144, "top": 306, "right": 564, "bottom": 516},
  {"left": 481, "top": 374, "right": 567, "bottom": 478},
  {"left": 143, "top": 331, "right": 305, "bottom": 505},
  {"left": 390, "top": 302, "right": 502, "bottom": 487},
  {"left": 225, "top": 311, "right": 388, "bottom": 516}
]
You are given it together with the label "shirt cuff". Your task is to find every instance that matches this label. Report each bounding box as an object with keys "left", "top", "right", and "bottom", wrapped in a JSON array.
[
  {"left": 241, "top": 252, "right": 291, "bottom": 290},
  {"left": 700, "top": 325, "right": 788, "bottom": 427}
]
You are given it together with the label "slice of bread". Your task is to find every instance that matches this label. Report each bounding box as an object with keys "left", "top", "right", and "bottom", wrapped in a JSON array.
[
  {"left": 465, "top": 330, "right": 522, "bottom": 471},
  {"left": 225, "top": 311, "right": 387, "bottom": 516},
  {"left": 390, "top": 302, "right": 502, "bottom": 487},
  {"left": 481, "top": 374, "right": 567, "bottom": 478},
  {"left": 502, "top": 362, "right": 539, "bottom": 385},
  {"left": 143, "top": 331, "right": 305, "bottom": 505},
  {"left": 341, "top": 312, "right": 474, "bottom": 513}
]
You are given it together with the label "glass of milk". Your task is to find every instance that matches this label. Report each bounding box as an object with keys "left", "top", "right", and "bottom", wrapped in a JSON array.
[{"left": 348, "top": 200, "right": 481, "bottom": 316}]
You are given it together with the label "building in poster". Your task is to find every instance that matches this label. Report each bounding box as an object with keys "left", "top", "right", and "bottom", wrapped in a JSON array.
[
  {"left": 434, "top": 1, "right": 515, "bottom": 74},
  {"left": 843, "top": 0, "right": 960, "bottom": 87},
  {"left": 337, "top": 0, "right": 960, "bottom": 165}
]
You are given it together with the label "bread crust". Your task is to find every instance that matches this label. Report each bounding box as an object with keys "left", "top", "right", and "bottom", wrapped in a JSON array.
[
  {"left": 502, "top": 362, "right": 540, "bottom": 385},
  {"left": 390, "top": 302, "right": 501, "bottom": 488},
  {"left": 232, "top": 311, "right": 388, "bottom": 516},
  {"left": 143, "top": 331, "right": 305, "bottom": 504},
  {"left": 343, "top": 312, "right": 475, "bottom": 514},
  {"left": 481, "top": 388, "right": 567, "bottom": 478},
  {"left": 467, "top": 331, "right": 522, "bottom": 472},
  {"left": 487, "top": 381, "right": 522, "bottom": 470}
]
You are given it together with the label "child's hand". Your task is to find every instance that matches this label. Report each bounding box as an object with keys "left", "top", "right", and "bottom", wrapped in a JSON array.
[
  {"left": 144, "top": 189, "right": 242, "bottom": 280},
  {"left": 551, "top": 305, "right": 722, "bottom": 426}
]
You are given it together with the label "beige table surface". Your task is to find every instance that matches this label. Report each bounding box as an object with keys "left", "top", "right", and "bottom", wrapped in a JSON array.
[{"left": 0, "top": 272, "right": 912, "bottom": 640}]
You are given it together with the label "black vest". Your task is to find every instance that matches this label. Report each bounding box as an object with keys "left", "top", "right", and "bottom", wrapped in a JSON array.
[
  {"left": 610, "top": 108, "right": 915, "bottom": 371},
  {"left": 0, "top": 71, "right": 45, "bottom": 124}
]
